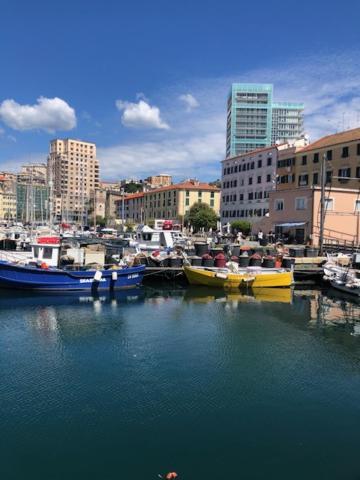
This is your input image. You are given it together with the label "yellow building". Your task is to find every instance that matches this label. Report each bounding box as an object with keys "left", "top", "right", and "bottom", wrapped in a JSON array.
[
  {"left": 118, "top": 180, "right": 220, "bottom": 224},
  {"left": 276, "top": 127, "right": 360, "bottom": 191}
]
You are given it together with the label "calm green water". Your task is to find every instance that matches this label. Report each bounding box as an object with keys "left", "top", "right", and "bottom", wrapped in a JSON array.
[{"left": 1, "top": 286, "right": 360, "bottom": 480}]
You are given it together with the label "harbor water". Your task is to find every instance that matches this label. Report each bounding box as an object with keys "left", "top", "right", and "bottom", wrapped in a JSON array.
[{"left": 1, "top": 286, "right": 360, "bottom": 479}]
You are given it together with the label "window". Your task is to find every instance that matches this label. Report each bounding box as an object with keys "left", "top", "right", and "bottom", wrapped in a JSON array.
[
  {"left": 313, "top": 172, "right": 319, "bottom": 185},
  {"left": 185, "top": 198, "right": 189, "bottom": 206},
  {"left": 267, "top": 157, "right": 272, "bottom": 166},
  {"left": 248, "top": 192, "right": 254, "bottom": 200},
  {"left": 301, "top": 155, "right": 307, "bottom": 165},
  {"left": 326, "top": 150, "right": 333, "bottom": 161},
  {"left": 266, "top": 174, "right": 271, "bottom": 182},
  {"left": 326, "top": 171, "right": 333, "bottom": 184},
  {"left": 325, "top": 198, "right": 334, "bottom": 211},
  {"left": 338, "top": 167, "right": 351, "bottom": 179},
  {"left": 355, "top": 200, "right": 360, "bottom": 212},
  {"left": 313, "top": 153, "right": 319, "bottom": 163},
  {"left": 298, "top": 174, "right": 308, "bottom": 186},
  {"left": 239, "top": 194, "right": 244, "bottom": 201},
  {"left": 342, "top": 146, "right": 349, "bottom": 158},
  {"left": 257, "top": 160, "right": 262, "bottom": 168},
  {"left": 43, "top": 248, "right": 53, "bottom": 260},
  {"left": 295, "top": 197, "right": 306, "bottom": 210},
  {"left": 257, "top": 176, "right": 262, "bottom": 184},
  {"left": 357, "top": 144, "right": 360, "bottom": 156},
  {"left": 356, "top": 166, "right": 360, "bottom": 178},
  {"left": 248, "top": 177, "right": 253, "bottom": 185},
  {"left": 275, "top": 199, "right": 284, "bottom": 211}
]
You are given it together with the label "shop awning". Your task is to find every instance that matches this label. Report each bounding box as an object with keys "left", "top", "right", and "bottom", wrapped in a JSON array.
[{"left": 275, "top": 222, "right": 306, "bottom": 228}]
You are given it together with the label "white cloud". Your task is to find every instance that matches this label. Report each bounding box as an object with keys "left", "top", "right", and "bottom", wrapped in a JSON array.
[
  {"left": 179, "top": 93, "right": 199, "bottom": 111},
  {"left": 0, "top": 152, "right": 46, "bottom": 173},
  {"left": 0, "top": 96, "right": 76, "bottom": 132},
  {"left": 98, "top": 132, "right": 224, "bottom": 181},
  {"left": 115, "top": 98, "right": 169, "bottom": 130}
]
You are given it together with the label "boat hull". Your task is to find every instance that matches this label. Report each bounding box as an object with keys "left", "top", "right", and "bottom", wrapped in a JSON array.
[
  {"left": 0, "top": 261, "right": 145, "bottom": 291},
  {"left": 184, "top": 266, "right": 293, "bottom": 289},
  {"left": 330, "top": 280, "right": 360, "bottom": 297}
]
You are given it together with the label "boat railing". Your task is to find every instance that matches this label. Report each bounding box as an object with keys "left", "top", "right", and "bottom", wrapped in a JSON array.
[{"left": 0, "top": 250, "right": 32, "bottom": 263}]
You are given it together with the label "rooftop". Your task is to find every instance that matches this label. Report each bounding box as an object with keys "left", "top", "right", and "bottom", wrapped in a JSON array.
[{"left": 300, "top": 127, "right": 360, "bottom": 153}]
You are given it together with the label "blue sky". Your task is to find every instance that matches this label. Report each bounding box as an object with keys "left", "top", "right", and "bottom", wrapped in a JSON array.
[{"left": 1, "top": 0, "right": 360, "bottom": 181}]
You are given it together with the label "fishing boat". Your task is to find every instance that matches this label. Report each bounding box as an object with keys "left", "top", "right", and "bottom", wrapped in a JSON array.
[
  {"left": 0, "top": 261, "right": 145, "bottom": 292},
  {"left": 183, "top": 265, "right": 293, "bottom": 289}
]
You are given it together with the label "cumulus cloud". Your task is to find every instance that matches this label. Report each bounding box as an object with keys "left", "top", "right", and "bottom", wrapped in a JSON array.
[
  {"left": 179, "top": 93, "right": 199, "bottom": 111},
  {"left": 98, "top": 132, "right": 224, "bottom": 181},
  {"left": 115, "top": 98, "right": 169, "bottom": 130},
  {"left": 0, "top": 96, "right": 76, "bottom": 132}
]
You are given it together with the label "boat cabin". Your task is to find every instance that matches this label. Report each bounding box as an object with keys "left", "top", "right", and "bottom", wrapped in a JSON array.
[{"left": 31, "top": 243, "right": 61, "bottom": 267}]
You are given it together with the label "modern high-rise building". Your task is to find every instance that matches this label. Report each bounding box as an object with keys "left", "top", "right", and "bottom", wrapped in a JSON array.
[
  {"left": 271, "top": 103, "right": 305, "bottom": 145},
  {"left": 47, "top": 139, "right": 99, "bottom": 223},
  {"left": 16, "top": 163, "right": 49, "bottom": 224},
  {"left": 226, "top": 84, "right": 304, "bottom": 157}
]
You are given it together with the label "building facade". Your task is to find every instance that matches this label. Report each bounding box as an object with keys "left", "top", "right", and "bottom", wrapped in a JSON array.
[
  {"left": 16, "top": 163, "right": 49, "bottom": 224},
  {"left": 267, "top": 127, "right": 360, "bottom": 245},
  {"left": 271, "top": 103, "right": 305, "bottom": 145},
  {"left": 226, "top": 83, "right": 304, "bottom": 157},
  {"left": 221, "top": 145, "right": 278, "bottom": 226},
  {"left": 144, "top": 174, "right": 172, "bottom": 189},
  {"left": 47, "top": 139, "right": 99, "bottom": 223},
  {"left": 117, "top": 181, "right": 220, "bottom": 224},
  {"left": 276, "top": 127, "right": 360, "bottom": 192},
  {"left": 0, "top": 173, "right": 17, "bottom": 221},
  {"left": 269, "top": 187, "right": 360, "bottom": 246}
]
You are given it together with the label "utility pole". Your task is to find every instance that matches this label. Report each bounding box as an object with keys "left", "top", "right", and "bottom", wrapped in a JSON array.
[
  {"left": 319, "top": 153, "right": 327, "bottom": 256},
  {"left": 121, "top": 188, "right": 125, "bottom": 231}
]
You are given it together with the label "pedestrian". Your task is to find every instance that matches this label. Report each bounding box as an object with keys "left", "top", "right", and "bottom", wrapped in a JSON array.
[{"left": 257, "top": 229, "right": 263, "bottom": 242}]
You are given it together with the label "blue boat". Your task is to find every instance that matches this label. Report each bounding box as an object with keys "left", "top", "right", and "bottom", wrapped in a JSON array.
[{"left": 0, "top": 261, "right": 145, "bottom": 292}]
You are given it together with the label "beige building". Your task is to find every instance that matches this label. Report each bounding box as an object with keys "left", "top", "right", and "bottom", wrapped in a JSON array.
[
  {"left": 276, "top": 128, "right": 360, "bottom": 191},
  {"left": 144, "top": 174, "right": 172, "bottom": 189},
  {"left": 269, "top": 187, "right": 360, "bottom": 246},
  {"left": 0, "top": 173, "right": 17, "bottom": 221},
  {"left": 47, "top": 138, "right": 99, "bottom": 223},
  {"left": 118, "top": 180, "right": 220, "bottom": 224},
  {"left": 268, "top": 128, "right": 360, "bottom": 246}
]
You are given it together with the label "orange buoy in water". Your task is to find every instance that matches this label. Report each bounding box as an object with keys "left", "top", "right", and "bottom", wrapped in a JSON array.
[{"left": 166, "top": 473, "right": 178, "bottom": 479}]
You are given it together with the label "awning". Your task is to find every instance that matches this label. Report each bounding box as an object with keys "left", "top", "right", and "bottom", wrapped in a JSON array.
[{"left": 275, "top": 222, "right": 306, "bottom": 228}]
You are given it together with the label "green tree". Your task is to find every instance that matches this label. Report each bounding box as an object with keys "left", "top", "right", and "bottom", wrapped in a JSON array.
[
  {"left": 185, "top": 202, "right": 218, "bottom": 232},
  {"left": 124, "top": 182, "right": 142, "bottom": 193},
  {"left": 231, "top": 220, "right": 251, "bottom": 235},
  {"left": 96, "top": 216, "right": 106, "bottom": 228}
]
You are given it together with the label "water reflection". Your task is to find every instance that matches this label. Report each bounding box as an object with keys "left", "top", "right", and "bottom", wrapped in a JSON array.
[{"left": 0, "top": 285, "right": 359, "bottom": 339}]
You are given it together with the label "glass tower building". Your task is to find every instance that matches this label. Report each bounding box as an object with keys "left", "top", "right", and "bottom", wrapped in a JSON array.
[{"left": 226, "top": 84, "right": 304, "bottom": 157}]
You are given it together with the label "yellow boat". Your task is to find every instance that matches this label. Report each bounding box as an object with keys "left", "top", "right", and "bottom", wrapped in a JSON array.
[{"left": 183, "top": 265, "right": 293, "bottom": 289}]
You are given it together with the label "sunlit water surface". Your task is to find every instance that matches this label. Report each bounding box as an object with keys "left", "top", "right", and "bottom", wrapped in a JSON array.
[{"left": 1, "top": 286, "right": 360, "bottom": 480}]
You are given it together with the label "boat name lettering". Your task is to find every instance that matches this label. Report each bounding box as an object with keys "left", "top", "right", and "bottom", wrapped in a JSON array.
[
  {"left": 80, "top": 278, "right": 106, "bottom": 283},
  {"left": 127, "top": 274, "right": 139, "bottom": 279}
]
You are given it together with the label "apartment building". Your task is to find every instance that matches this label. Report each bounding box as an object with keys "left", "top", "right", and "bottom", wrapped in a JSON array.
[
  {"left": 17, "top": 164, "right": 49, "bottom": 224},
  {"left": 144, "top": 174, "right": 172, "bottom": 189},
  {"left": 47, "top": 139, "right": 99, "bottom": 223},
  {"left": 276, "top": 127, "right": 360, "bottom": 191},
  {"left": 226, "top": 83, "right": 304, "bottom": 157},
  {"left": 269, "top": 128, "right": 360, "bottom": 245},
  {"left": 221, "top": 145, "right": 277, "bottom": 226},
  {"left": 0, "top": 173, "right": 17, "bottom": 221},
  {"left": 117, "top": 180, "right": 220, "bottom": 224},
  {"left": 220, "top": 140, "right": 307, "bottom": 226}
]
